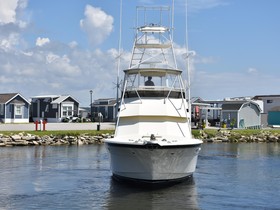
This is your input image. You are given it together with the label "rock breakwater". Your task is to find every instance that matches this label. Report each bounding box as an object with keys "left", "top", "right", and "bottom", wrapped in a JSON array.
[
  {"left": 199, "top": 130, "right": 280, "bottom": 143},
  {"left": 0, "top": 132, "right": 113, "bottom": 147},
  {"left": 1, "top": 130, "right": 279, "bottom": 147}
]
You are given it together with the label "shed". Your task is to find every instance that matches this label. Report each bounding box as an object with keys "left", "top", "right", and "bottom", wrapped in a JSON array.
[{"left": 221, "top": 101, "right": 261, "bottom": 129}]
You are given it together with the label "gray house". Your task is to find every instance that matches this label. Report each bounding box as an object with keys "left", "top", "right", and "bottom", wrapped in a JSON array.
[
  {"left": 31, "top": 95, "right": 79, "bottom": 122},
  {"left": 92, "top": 98, "right": 117, "bottom": 122},
  {"left": 221, "top": 101, "right": 261, "bottom": 129},
  {"left": 0, "top": 93, "right": 30, "bottom": 123}
]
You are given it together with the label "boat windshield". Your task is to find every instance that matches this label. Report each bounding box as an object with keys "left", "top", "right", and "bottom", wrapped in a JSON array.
[{"left": 123, "top": 70, "right": 185, "bottom": 98}]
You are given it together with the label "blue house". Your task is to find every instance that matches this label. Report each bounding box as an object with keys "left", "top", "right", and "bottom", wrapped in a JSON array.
[{"left": 0, "top": 93, "right": 30, "bottom": 123}]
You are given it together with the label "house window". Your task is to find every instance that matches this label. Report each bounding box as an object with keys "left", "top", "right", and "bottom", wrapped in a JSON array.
[
  {"left": 45, "top": 104, "right": 49, "bottom": 112},
  {"left": 62, "top": 105, "right": 73, "bottom": 117},
  {"left": 0, "top": 104, "right": 4, "bottom": 115},
  {"left": 267, "top": 100, "right": 273, "bottom": 104},
  {"left": 15, "top": 105, "right": 23, "bottom": 115}
]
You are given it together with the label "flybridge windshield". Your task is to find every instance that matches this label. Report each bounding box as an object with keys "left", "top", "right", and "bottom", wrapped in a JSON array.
[{"left": 124, "top": 70, "right": 183, "bottom": 91}]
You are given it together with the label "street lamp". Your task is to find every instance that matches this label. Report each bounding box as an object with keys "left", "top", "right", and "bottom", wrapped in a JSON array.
[{"left": 89, "top": 90, "right": 93, "bottom": 122}]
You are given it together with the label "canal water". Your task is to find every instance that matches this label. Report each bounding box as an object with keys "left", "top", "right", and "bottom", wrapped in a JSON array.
[{"left": 0, "top": 143, "right": 279, "bottom": 210}]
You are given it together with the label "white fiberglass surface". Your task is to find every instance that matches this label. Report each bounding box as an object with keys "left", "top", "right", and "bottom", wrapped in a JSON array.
[
  {"left": 120, "top": 98, "right": 189, "bottom": 118},
  {"left": 116, "top": 117, "right": 191, "bottom": 139}
]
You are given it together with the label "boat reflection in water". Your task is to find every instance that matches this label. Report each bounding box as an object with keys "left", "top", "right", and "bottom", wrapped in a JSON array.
[
  {"left": 106, "top": 177, "right": 199, "bottom": 210},
  {"left": 105, "top": 5, "right": 202, "bottom": 182}
]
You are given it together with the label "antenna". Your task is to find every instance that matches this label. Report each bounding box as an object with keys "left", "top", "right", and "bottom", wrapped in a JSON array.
[
  {"left": 115, "top": 0, "right": 123, "bottom": 121},
  {"left": 184, "top": 0, "right": 194, "bottom": 131},
  {"left": 171, "top": 0, "right": 175, "bottom": 41},
  {"left": 186, "top": 0, "right": 190, "bottom": 102}
]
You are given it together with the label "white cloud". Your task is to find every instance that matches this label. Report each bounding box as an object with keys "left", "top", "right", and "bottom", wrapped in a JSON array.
[
  {"left": 36, "top": 37, "right": 50, "bottom": 47},
  {"left": 68, "top": 41, "right": 78, "bottom": 48},
  {"left": 0, "top": 75, "right": 13, "bottom": 84},
  {"left": 0, "top": 40, "right": 126, "bottom": 106},
  {"left": 0, "top": 33, "right": 20, "bottom": 50},
  {"left": 80, "top": 5, "right": 114, "bottom": 46},
  {"left": 0, "top": 0, "right": 18, "bottom": 24},
  {"left": 46, "top": 53, "right": 59, "bottom": 64},
  {"left": 247, "top": 67, "right": 258, "bottom": 74},
  {"left": 0, "top": 0, "right": 29, "bottom": 52},
  {"left": 0, "top": 0, "right": 28, "bottom": 26}
]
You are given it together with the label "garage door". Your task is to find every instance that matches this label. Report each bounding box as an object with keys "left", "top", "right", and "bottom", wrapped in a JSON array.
[{"left": 268, "top": 111, "right": 280, "bottom": 125}]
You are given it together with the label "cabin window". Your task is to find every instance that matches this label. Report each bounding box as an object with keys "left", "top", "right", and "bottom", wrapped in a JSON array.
[
  {"left": 125, "top": 72, "right": 182, "bottom": 89},
  {"left": 166, "top": 74, "right": 181, "bottom": 89}
]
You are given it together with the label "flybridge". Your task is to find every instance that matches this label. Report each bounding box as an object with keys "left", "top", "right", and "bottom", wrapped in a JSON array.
[
  {"left": 124, "top": 6, "right": 184, "bottom": 100},
  {"left": 130, "top": 6, "right": 177, "bottom": 70},
  {"left": 135, "top": 6, "right": 171, "bottom": 27}
]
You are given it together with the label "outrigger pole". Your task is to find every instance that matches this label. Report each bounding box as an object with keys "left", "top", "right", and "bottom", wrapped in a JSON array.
[
  {"left": 115, "top": 0, "right": 123, "bottom": 123},
  {"left": 185, "top": 0, "right": 191, "bottom": 115}
]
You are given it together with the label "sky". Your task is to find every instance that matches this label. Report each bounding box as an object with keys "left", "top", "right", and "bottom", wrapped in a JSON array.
[{"left": 0, "top": 0, "right": 280, "bottom": 106}]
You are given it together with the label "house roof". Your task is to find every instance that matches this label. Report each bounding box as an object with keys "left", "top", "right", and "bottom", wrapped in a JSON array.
[
  {"left": 0, "top": 93, "right": 30, "bottom": 104},
  {"left": 190, "top": 97, "right": 204, "bottom": 104},
  {"left": 31, "top": 95, "right": 79, "bottom": 104},
  {"left": 253, "top": 95, "right": 280, "bottom": 100},
  {"left": 31, "top": 95, "right": 60, "bottom": 99},
  {"left": 93, "top": 98, "right": 117, "bottom": 106},
  {"left": 222, "top": 101, "right": 261, "bottom": 112},
  {"left": 222, "top": 103, "right": 243, "bottom": 110},
  {"left": 51, "top": 95, "right": 79, "bottom": 104},
  {"left": 94, "top": 98, "right": 116, "bottom": 102}
]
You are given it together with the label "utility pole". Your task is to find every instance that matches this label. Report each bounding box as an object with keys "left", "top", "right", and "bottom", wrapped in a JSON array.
[{"left": 89, "top": 90, "right": 93, "bottom": 122}]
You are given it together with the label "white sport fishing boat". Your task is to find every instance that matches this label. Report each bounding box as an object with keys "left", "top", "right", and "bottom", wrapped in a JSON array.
[{"left": 105, "top": 5, "right": 202, "bottom": 183}]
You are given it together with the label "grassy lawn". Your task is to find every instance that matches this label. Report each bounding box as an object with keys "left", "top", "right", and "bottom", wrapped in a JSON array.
[{"left": 0, "top": 130, "right": 115, "bottom": 137}]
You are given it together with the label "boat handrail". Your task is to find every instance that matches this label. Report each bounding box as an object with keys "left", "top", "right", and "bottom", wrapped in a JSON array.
[
  {"left": 165, "top": 75, "right": 180, "bottom": 101},
  {"left": 139, "top": 26, "right": 168, "bottom": 33},
  {"left": 135, "top": 43, "right": 171, "bottom": 49},
  {"left": 126, "top": 86, "right": 182, "bottom": 92},
  {"left": 124, "top": 68, "right": 182, "bottom": 74}
]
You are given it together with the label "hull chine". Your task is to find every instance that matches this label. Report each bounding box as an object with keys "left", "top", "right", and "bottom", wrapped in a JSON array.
[{"left": 112, "top": 173, "right": 193, "bottom": 185}]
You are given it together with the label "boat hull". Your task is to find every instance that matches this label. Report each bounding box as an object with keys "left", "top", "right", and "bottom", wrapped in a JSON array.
[{"left": 105, "top": 142, "right": 201, "bottom": 182}]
